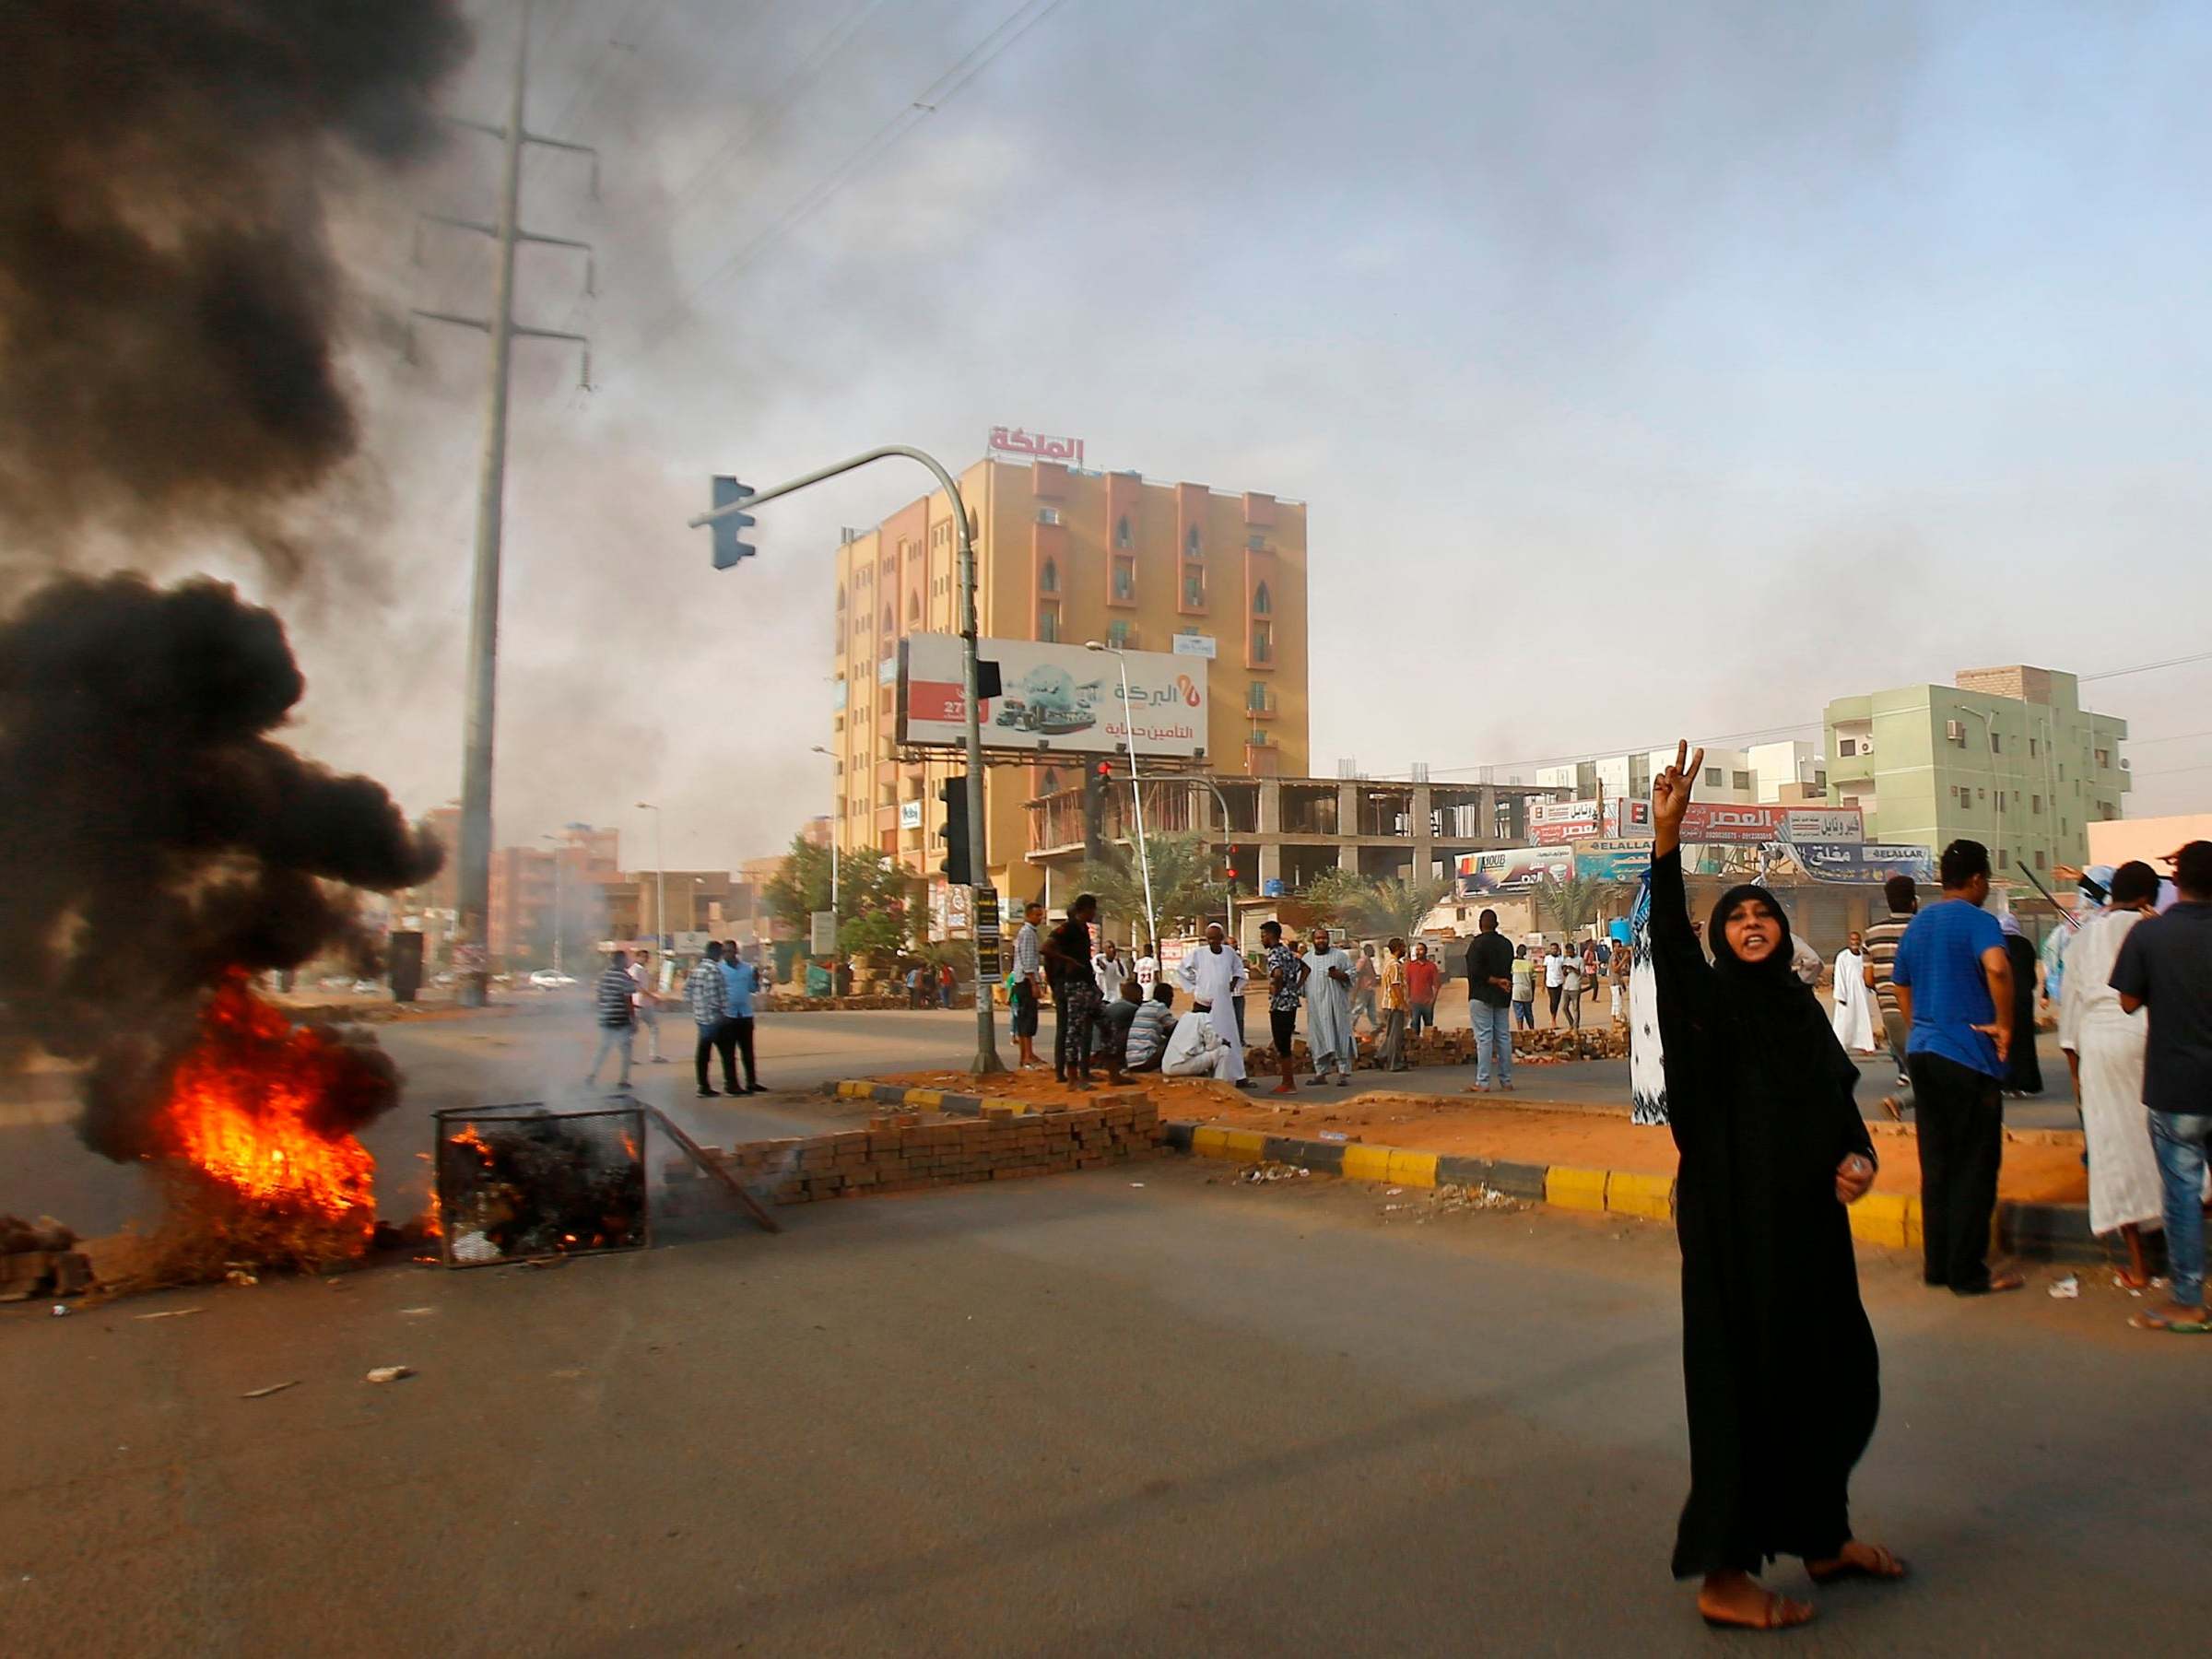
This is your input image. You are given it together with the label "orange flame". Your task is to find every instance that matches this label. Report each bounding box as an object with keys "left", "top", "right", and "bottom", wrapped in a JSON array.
[{"left": 159, "top": 974, "right": 374, "bottom": 1231}]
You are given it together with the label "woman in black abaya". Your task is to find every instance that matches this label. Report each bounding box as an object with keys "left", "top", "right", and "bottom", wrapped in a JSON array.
[{"left": 1648, "top": 742, "right": 1906, "bottom": 1631}]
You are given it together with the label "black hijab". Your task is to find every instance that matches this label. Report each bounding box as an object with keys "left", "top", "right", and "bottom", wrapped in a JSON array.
[{"left": 1704, "top": 884, "right": 1855, "bottom": 1089}]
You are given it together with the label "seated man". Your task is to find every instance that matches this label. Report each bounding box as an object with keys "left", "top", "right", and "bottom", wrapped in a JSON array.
[
  {"left": 1093, "top": 978, "right": 1141, "bottom": 1086},
  {"left": 1162, "top": 1001, "right": 1241, "bottom": 1079},
  {"left": 1123, "top": 982, "right": 1176, "bottom": 1074}
]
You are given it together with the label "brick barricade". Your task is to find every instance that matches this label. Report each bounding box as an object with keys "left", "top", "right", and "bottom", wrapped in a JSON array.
[{"left": 664, "top": 1093, "right": 1164, "bottom": 1207}]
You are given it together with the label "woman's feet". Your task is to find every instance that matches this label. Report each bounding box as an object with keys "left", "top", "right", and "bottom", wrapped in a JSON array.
[
  {"left": 1698, "top": 1571, "right": 1813, "bottom": 1630},
  {"left": 1806, "top": 1539, "right": 1909, "bottom": 1584}
]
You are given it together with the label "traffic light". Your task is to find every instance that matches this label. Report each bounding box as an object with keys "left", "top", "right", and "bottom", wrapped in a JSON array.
[
  {"left": 938, "top": 774, "right": 971, "bottom": 885},
  {"left": 1082, "top": 759, "right": 1112, "bottom": 860},
  {"left": 1224, "top": 844, "right": 1239, "bottom": 885},
  {"left": 709, "top": 476, "right": 756, "bottom": 569}
]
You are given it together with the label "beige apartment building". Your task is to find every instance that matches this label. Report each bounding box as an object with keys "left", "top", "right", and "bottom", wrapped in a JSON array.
[{"left": 829, "top": 453, "right": 1312, "bottom": 906}]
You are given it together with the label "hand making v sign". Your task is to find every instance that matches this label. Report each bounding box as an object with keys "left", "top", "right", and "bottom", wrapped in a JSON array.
[{"left": 1652, "top": 738, "right": 1705, "bottom": 857}]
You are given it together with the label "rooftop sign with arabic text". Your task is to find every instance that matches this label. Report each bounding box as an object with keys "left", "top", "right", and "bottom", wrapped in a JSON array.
[{"left": 988, "top": 426, "right": 1086, "bottom": 465}]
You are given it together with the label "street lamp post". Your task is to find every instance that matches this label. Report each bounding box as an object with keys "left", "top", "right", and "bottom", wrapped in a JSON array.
[
  {"left": 1085, "top": 642, "right": 1157, "bottom": 947},
  {"left": 808, "top": 745, "right": 840, "bottom": 912},
  {"left": 688, "top": 444, "right": 1000, "bottom": 1073},
  {"left": 636, "top": 802, "right": 666, "bottom": 955}
]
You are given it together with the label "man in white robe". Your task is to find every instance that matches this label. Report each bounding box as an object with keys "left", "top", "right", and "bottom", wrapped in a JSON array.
[
  {"left": 1178, "top": 923, "right": 1249, "bottom": 1083},
  {"left": 1830, "top": 932, "right": 1877, "bottom": 1053},
  {"left": 1303, "top": 926, "right": 1356, "bottom": 1086},
  {"left": 1161, "top": 1009, "right": 1240, "bottom": 1079},
  {"left": 2059, "top": 861, "right": 2166, "bottom": 1279}
]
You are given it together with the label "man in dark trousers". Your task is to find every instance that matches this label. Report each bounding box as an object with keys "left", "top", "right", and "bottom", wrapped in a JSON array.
[
  {"left": 1042, "top": 894, "right": 1103, "bottom": 1087},
  {"left": 2111, "top": 839, "right": 2212, "bottom": 1333},
  {"left": 1464, "top": 909, "right": 1515, "bottom": 1092},
  {"left": 1892, "top": 839, "right": 2020, "bottom": 1295}
]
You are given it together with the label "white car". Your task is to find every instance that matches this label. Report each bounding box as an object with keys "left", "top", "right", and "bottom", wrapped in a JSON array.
[{"left": 528, "top": 970, "right": 578, "bottom": 990}]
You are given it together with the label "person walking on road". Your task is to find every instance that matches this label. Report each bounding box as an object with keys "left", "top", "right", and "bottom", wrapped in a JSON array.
[
  {"left": 1010, "top": 900, "right": 1045, "bottom": 1069},
  {"left": 2058, "top": 860, "right": 2164, "bottom": 1288},
  {"left": 629, "top": 948, "right": 667, "bottom": 1063},
  {"left": 1559, "top": 945, "right": 1584, "bottom": 1032},
  {"left": 584, "top": 950, "right": 637, "bottom": 1092},
  {"left": 1376, "top": 937, "right": 1411, "bottom": 1071},
  {"left": 1259, "top": 920, "right": 1308, "bottom": 1095},
  {"left": 1406, "top": 942, "right": 1441, "bottom": 1035},
  {"left": 1830, "top": 932, "right": 1877, "bottom": 1054},
  {"left": 1352, "top": 944, "right": 1380, "bottom": 1033},
  {"left": 1647, "top": 741, "right": 1899, "bottom": 1632},
  {"left": 1465, "top": 909, "right": 1515, "bottom": 1092},
  {"left": 2110, "top": 840, "right": 2212, "bottom": 1334},
  {"left": 685, "top": 942, "right": 728, "bottom": 1099},
  {"left": 1544, "top": 943, "right": 1567, "bottom": 1025},
  {"left": 1892, "top": 839, "right": 2022, "bottom": 1296},
  {"left": 1511, "top": 944, "right": 1536, "bottom": 1030},
  {"left": 718, "top": 940, "right": 762, "bottom": 1095},
  {"left": 1303, "top": 927, "right": 1356, "bottom": 1086},
  {"left": 1609, "top": 938, "right": 1630, "bottom": 1025}
]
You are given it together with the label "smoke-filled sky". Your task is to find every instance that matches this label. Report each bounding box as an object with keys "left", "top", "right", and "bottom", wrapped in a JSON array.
[{"left": 130, "top": 0, "right": 2212, "bottom": 867}]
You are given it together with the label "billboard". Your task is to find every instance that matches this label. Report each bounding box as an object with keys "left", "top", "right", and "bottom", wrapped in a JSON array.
[
  {"left": 1794, "top": 842, "right": 1935, "bottom": 884},
  {"left": 1530, "top": 800, "right": 1602, "bottom": 844},
  {"left": 1455, "top": 846, "right": 1576, "bottom": 893},
  {"left": 1568, "top": 841, "right": 1656, "bottom": 882},
  {"left": 1604, "top": 799, "right": 1863, "bottom": 846},
  {"left": 899, "top": 635, "right": 1208, "bottom": 759}
]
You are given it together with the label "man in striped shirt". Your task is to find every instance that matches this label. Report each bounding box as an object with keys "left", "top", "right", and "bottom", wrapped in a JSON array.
[
  {"left": 584, "top": 950, "right": 636, "bottom": 1092},
  {"left": 686, "top": 943, "right": 728, "bottom": 1099},
  {"left": 1861, "top": 874, "right": 1920, "bottom": 1112}
]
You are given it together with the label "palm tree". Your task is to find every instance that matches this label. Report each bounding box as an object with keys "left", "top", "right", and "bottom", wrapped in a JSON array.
[
  {"left": 1304, "top": 870, "right": 1453, "bottom": 940},
  {"left": 1077, "top": 832, "right": 1227, "bottom": 943},
  {"left": 1536, "top": 867, "right": 1623, "bottom": 936}
]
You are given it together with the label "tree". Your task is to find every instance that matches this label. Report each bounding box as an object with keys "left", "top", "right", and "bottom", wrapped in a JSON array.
[
  {"left": 761, "top": 833, "right": 920, "bottom": 964},
  {"left": 1303, "top": 869, "right": 1453, "bottom": 940},
  {"left": 1536, "top": 867, "right": 1623, "bottom": 935},
  {"left": 1078, "top": 832, "right": 1229, "bottom": 943}
]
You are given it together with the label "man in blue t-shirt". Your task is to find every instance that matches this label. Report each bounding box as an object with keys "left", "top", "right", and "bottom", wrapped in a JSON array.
[{"left": 1892, "top": 839, "right": 2019, "bottom": 1296}]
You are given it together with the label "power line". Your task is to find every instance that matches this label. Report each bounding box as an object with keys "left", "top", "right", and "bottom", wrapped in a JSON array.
[
  {"left": 2134, "top": 759, "right": 2212, "bottom": 779},
  {"left": 1422, "top": 720, "right": 1822, "bottom": 781},
  {"left": 622, "top": 0, "right": 1077, "bottom": 371},
  {"left": 2126, "top": 727, "right": 2212, "bottom": 747},
  {"left": 2080, "top": 649, "right": 2212, "bottom": 684}
]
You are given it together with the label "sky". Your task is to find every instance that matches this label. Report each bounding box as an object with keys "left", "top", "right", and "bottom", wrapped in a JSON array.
[{"left": 191, "top": 0, "right": 2212, "bottom": 871}]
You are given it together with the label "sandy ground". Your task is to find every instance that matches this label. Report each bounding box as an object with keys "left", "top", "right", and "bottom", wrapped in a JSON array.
[{"left": 880, "top": 1068, "right": 2091, "bottom": 1206}]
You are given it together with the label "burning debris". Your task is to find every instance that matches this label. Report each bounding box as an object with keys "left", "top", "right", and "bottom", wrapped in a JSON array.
[
  {"left": 0, "top": 1215, "right": 92, "bottom": 1302},
  {"left": 435, "top": 1109, "right": 649, "bottom": 1267}
]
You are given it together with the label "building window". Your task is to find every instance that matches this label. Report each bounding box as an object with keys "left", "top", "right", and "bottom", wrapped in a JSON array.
[
  {"left": 1999, "top": 850, "right": 2009, "bottom": 868},
  {"left": 2035, "top": 850, "right": 2046, "bottom": 870},
  {"left": 1107, "top": 619, "right": 1132, "bottom": 649},
  {"left": 1247, "top": 680, "right": 1270, "bottom": 712},
  {"left": 1038, "top": 507, "right": 1061, "bottom": 525},
  {"left": 1839, "top": 738, "right": 1856, "bottom": 757},
  {"left": 1704, "top": 767, "right": 1724, "bottom": 786},
  {"left": 2031, "top": 794, "right": 2041, "bottom": 815},
  {"left": 1247, "top": 532, "right": 1266, "bottom": 551},
  {"left": 2029, "top": 737, "right": 2039, "bottom": 758},
  {"left": 1250, "top": 620, "right": 1273, "bottom": 662},
  {"left": 1990, "top": 732, "right": 2002, "bottom": 753},
  {"left": 881, "top": 606, "right": 893, "bottom": 636},
  {"left": 2095, "top": 747, "right": 2110, "bottom": 767},
  {"left": 1183, "top": 571, "right": 1205, "bottom": 607},
  {"left": 1112, "top": 559, "right": 1135, "bottom": 602},
  {"left": 1040, "top": 558, "right": 1058, "bottom": 594},
  {"left": 1252, "top": 581, "right": 1271, "bottom": 616},
  {"left": 1037, "top": 604, "right": 1059, "bottom": 642},
  {"left": 1732, "top": 771, "right": 1752, "bottom": 791},
  {"left": 836, "top": 583, "right": 846, "bottom": 613},
  {"left": 1185, "top": 525, "right": 1201, "bottom": 557},
  {"left": 907, "top": 593, "right": 920, "bottom": 628},
  {"left": 1115, "top": 515, "right": 1132, "bottom": 549}
]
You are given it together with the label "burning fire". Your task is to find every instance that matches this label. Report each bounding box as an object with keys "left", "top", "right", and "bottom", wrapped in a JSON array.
[{"left": 159, "top": 973, "right": 375, "bottom": 1236}]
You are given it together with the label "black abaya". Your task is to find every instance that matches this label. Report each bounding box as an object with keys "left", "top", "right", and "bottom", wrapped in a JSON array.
[
  {"left": 1648, "top": 850, "right": 1880, "bottom": 1579},
  {"left": 2002, "top": 933, "right": 2043, "bottom": 1095}
]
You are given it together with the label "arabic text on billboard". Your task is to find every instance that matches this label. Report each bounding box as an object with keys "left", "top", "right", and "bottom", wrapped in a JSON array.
[
  {"left": 1603, "top": 799, "right": 1863, "bottom": 845},
  {"left": 1531, "top": 800, "right": 1602, "bottom": 844},
  {"left": 900, "top": 635, "right": 1208, "bottom": 759},
  {"left": 1454, "top": 847, "right": 1575, "bottom": 893}
]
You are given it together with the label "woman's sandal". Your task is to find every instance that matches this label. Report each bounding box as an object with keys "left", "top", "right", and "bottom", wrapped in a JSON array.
[
  {"left": 1807, "top": 1544, "right": 1909, "bottom": 1585},
  {"left": 2129, "top": 1308, "right": 2212, "bottom": 1334},
  {"left": 1700, "top": 1591, "right": 1815, "bottom": 1630}
]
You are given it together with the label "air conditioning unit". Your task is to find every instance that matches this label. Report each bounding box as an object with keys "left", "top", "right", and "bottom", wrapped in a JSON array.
[
  {"left": 1860, "top": 738, "right": 1873, "bottom": 756},
  {"left": 1945, "top": 720, "right": 1964, "bottom": 742}
]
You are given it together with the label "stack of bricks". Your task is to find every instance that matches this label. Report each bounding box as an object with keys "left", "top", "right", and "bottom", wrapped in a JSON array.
[
  {"left": 664, "top": 1093, "right": 1164, "bottom": 1208},
  {"left": 1244, "top": 1027, "right": 1476, "bottom": 1073},
  {"left": 1, "top": 1215, "right": 92, "bottom": 1302}
]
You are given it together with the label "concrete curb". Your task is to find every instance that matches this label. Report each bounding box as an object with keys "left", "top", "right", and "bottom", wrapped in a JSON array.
[
  {"left": 1166, "top": 1117, "right": 2100, "bottom": 1265},
  {"left": 818, "top": 1080, "right": 2098, "bottom": 1265}
]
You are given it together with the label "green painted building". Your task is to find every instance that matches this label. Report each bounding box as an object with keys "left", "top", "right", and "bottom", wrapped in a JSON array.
[{"left": 1824, "top": 665, "right": 2128, "bottom": 881}]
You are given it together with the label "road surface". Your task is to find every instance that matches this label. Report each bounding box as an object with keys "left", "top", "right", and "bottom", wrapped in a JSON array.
[{"left": 2, "top": 1154, "right": 2198, "bottom": 1656}]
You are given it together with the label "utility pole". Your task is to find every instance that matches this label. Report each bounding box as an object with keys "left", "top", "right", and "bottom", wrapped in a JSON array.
[
  {"left": 637, "top": 803, "right": 667, "bottom": 953},
  {"left": 537, "top": 831, "right": 564, "bottom": 972},
  {"left": 410, "top": 0, "right": 597, "bottom": 1007}
]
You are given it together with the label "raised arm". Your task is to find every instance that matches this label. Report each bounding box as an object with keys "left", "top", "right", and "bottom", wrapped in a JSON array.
[{"left": 1646, "top": 741, "right": 1714, "bottom": 999}]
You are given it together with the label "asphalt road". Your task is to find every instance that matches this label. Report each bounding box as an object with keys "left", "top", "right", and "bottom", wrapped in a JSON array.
[{"left": 5, "top": 1155, "right": 2201, "bottom": 1657}]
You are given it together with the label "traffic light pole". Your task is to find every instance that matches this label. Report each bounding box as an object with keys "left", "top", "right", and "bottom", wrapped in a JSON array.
[{"left": 689, "top": 445, "right": 1002, "bottom": 1074}]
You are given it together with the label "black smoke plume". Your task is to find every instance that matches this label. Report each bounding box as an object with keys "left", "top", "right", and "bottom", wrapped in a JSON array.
[
  {"left": 0, "top": 575, "right": 444, "bottom": 1159},
  {"left": 0, "top": 0, "right": 470, "bottom": 548}
]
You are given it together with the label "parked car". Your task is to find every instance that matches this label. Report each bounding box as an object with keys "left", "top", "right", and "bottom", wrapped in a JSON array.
[{"left": 527, "top": 969, "right": 577, "bottom": 989}]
